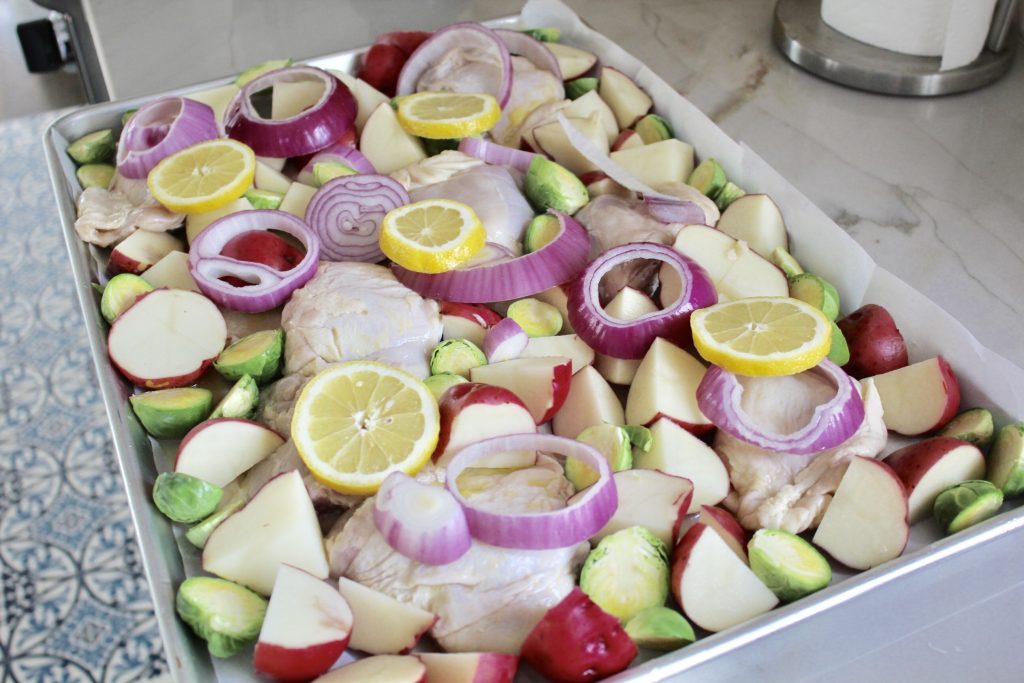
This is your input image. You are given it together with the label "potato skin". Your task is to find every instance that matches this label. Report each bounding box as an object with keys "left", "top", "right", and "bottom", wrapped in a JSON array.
[{"left": 837, "top": 304, "right": 908, "bottom": 379}]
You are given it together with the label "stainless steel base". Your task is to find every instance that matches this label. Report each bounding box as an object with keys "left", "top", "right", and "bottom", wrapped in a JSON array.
[{"left": 773, "top": 0, "right": 1017, "bottom": 96}]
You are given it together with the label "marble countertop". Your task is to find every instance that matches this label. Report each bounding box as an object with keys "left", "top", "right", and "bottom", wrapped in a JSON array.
[{"left": 56, "top": 0, "right": 1024, "bottom": 681}]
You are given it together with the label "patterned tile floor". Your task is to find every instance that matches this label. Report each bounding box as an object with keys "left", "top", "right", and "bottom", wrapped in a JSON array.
[{"left": 0, "top": 112, "right": 167, "bottom": 682}]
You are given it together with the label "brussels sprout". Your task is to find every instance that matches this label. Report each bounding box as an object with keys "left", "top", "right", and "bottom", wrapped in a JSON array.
[
  {"left": 101, "top": 273, "right": 154, "bottom": 323},
  {"left": 235, "top": 58, "right": 293, "bottom": 87},
  {"left": 66, "top": 129, "right": 115, "bottom": 165},
  {"left": 938, "top": 408, "right": 996, "bottom": 451},
  {"left": 176, "top": 576, "right": 267, "bottom": 657},
  {"left": 714, "top": 181, "right": 746, "bottom": 210},
  {"left": 524, "top": 156, "right": 589, "bottom": 215},
  {"left": 421, "top": 138, "right": 461, "bottom": 156},
  {"left": 747, "top": 528, "right": 832, "bottom": 603},
  {"left": 523, "top": 214, "right": 561, "bottom": 253},
  {"left": 213, "top": 329, "right": 284, "bottom": 385},
  {"left": 771, "top": 246, "right": 804, "bottom": 279},
  {"left": 243, "top": 188, "right": 283, "bottom": 210},
  {"left": 827, "top": 321, "right": 850, "bottom": 366},
  {"left": 130, "top": 387, "right": 212, "bottom": 439},
  {"left": 580, "top": 526, "right": 669, "bottom": 622},
  {"left": 565, "top": 77, "right": 599, "bottom": 100},
  {"left": 153, "top": 472, "right": 223, "bottom": 523},
  {"left": 622, "top": 424, "right": 652, "bottom": 452},
  {"left": 209, "top": 374, "right": 259, "bottom": 419},
  {"left": 624, "top": 606, "right": 694, "bottom": 650},
  {"left": 566, "top": 424, "right": 633, "bottom": 491},
  {"left": 521, "top": 27, "right": 561, "bottom": 42},
  {"left": 430, "top": 339, "right": 487, "bottom": 378},
  {"left": 934, "top": 480, "right": 1003, "bottom": 534},
  {"left": 988, "top": 423, "right": 1024, "bottom": 495},
  {"left": 633, "top": 114, "right": 673, "bottom": 144},
  {"left": 76, "top": 163, "right": 116, "bottom": 189},
  {"left": 185, "top": 499, "right": 245, "bottom": 549},
  {"left": 423, "top": 372, "right": 469, "bottom": 401},
  {"left": 312, "top": 162, "right": 357, "bottom": 187},
  {"left": 506, "top": 298, "right": 562, "bottom": 337},
  {"left": 687, "top": 157, "right": 726, "bottom": 199},
  {"left": 789, "top": 273, "right": 840, "bottom": 321}
]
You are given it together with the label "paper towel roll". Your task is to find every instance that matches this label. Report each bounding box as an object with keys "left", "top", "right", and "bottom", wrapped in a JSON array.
[{"left": 821, "top": 0, "right": 999, "bottom": 71}]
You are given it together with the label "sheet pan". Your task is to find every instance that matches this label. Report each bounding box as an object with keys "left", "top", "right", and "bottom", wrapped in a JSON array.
[{"left": 44, "top": 0, "right": 1024, "bottom": 680}]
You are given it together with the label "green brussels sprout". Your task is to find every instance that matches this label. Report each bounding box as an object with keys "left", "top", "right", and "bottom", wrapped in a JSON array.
[
  {"left": 209, "top": 374, "right": 259, "bottom": 419},
  {"left": 213, "top": 329, "right": 285, "bottom": 386},
  {"left": 566, "top": 424, "right": 633, "bottom": 491},
  {"left": 152, "top": 472, "right": 223, "bottom": 523},
  {"left": 933, "top": 480, "right": 1003, "bottom": 534},
  {"left": 130, "top": 387, "right": 211, "bottom": 439},
  {"left": 624, "top": 606, "right": 695, "bottom": 650},
  {"left": 524, "top": 156, "right": 589, "bottom": 215},
  {"left": 580, "top": 526, "right": 669, "bottom": 623},
  {"left": 429, "top": 339, "right": 487, "bottom": 377},
  {"left": 176, "top": 576, "right": 267, "bottom": 657},
  {"left": 748, "top": 528, "right": 832, "bottom": 603}
]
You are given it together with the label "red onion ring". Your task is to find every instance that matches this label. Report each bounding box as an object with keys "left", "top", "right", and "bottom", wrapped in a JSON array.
[
  {"left": 392, "top": 211, "right": 589, "bottom": 303},
  {"left": 305, "top": 174, "right": 409, "bottom": 263},
  {"left": 116, "top": 97, "right": 218, "bottom": 179},
  {"left": 643, "top": 196, "right": 708, "bottom": 225},
  {"left": 224, "top": 66, "right": 357, "bottom": 158},
  {"left": 396, "top": 23, "right": 513, "bottom": 108},
  {"left": 568, "top": 242, "right": 717, "bottom": 359},
  {"left": 188, "top": 210, "right": 320, "bottom": 312},
  {"left": 445, "top": 433, "right": 617, "bottom": 550},
  {"left": 494, "top": 29, "right": 562, "bottom": 79},
  {"left": 296, "top": 143, "right": 377, "bottom": 185},
  {"left": 697, "top": 359, "right": 866, "bottom": 455},
  {"left": 458, "top": 137, "right": 538, "bottom": 173},
  {"left": 373, "top": 471, "right": 471, "bottom": 565}
]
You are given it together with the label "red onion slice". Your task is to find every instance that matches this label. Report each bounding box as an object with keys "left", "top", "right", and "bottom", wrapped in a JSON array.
[
  {"left": 225, "top": 66, "right": 357, "bottom": 158},
  {"left": 296, "top": 143, "right": 377, "bottom": 185},
  {"left": 396, "top": 22, "right": 513, "bottom": 108},
  {"left": 116, "top": 97, "right": 218, "bottom": 179},
  {"left": 568, "top": 242, "right": 717, "bottom": 359},
  {"left": 483, "top": 317, "right": 528, "bottom": 362},
  {"left": 373, "top": 471, "right": 471, "bottom": 565},
  {"left": 392, "top": 211, "right": 589, "bottom": 303},
  {"left": 698, "top": 359, "right": 866, "bottom": 455},
  {"left": 445, "top": 433, "right": 617, "bottom": 550},
  {"left": 188, "top": 209, "right": 320, "bottom": 313},
  {"left": 643, "top": 196, "right": 708, "bottom": 225},
  {"left": 305, "top": 174, "right": 409, "bottom": 263},
  {"left": 458, "top": 137, "right": 538, "bottom": 173},
  {"left": 494, "top": 29, "right": 562, "bottom": 79}
]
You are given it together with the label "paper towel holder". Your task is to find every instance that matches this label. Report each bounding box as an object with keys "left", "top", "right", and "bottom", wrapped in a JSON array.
[{"left": 773, "top": 0, "right": 1018, "bottom": 96}]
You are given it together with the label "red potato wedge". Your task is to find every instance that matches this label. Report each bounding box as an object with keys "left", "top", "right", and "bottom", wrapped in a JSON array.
[
  {"left": 870, "top": 356, "right": 961, "bottom": 436},
  {"left": 625, "top": 338, "right": 713, "bottom": 434},
  {"left": 521, "top": 587, "right": 637, "bottom": 683},
  {"left": 884, "top": 436, "right": 985, "bottom": 523},
  {"left": 175, "top": 418, "right": 284, "bottom": 488},
  {"left": 551, "top": 365, "right": 624, "bottom": 439},
  {"left": 337, "top": 577, "right": 437, "bottom": 655},
  {"left": 836, "top": 304, "right": 909, "bottom": 379},
  {"left": 433, "top": 383, "right": 537, "bottom": 468},
  {"left": 107, "top": 229, "right": 183, "bottom": 276},
  {"left": 582, "top": 469, "right": 693, "bottom": 547},
  {"left": 698, "top": 505, "right": 749, "bottom": 562},
  {"left": 313, "top": 655, "right": 426, "bottom": 683},
  {"left": 107, "top": 288, "right": 226, "bottom": 388},
  {"left": 470, "top": 356, "right": 573, "bottom": 424},
  {"left": 254, "top": 564, "right": 353, "bottom": 683},
  {"left": 419, "top": 652, "right": 518, "bottom": 683}
]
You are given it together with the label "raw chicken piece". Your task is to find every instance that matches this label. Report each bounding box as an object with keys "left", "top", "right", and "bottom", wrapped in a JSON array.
[
  {"left": 390, "top": 150, "right": 484, "bottom": 192},
  {"left": 74, "top": 173, "right": 183, "bottom": 246},
  {"left": 416, "top": 45, "right": 506, "bottom": 99},
  {"left": 280, "top": 261, "right": 442, "bottom": 378},
  {"left": 409, "top": 165, "right": 533, "bottom": 253},
  {"left": 326, "top": 456, "right": 589, "bottom": 653},
  {"left": 574, "top": 194, "right": 684, "bottom": 300},
  {"left": 220, "top": 439, "right": 362, "bottom": 511},
  {"left": 490, "top": 56, "right": 564, "bottom": 146},
  {"left": 257, "top": 373, "right": 307, "bottom": 436},
  {"left": 716, "top": 377, "right": 887, "bottom": 534}
]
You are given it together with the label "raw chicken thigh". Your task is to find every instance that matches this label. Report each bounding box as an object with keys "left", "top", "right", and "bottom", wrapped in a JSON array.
[
  {"left": 326, "top": 456, "right": 589, "bottom": 653},
  {"left": 417, "top": 44, "right": 507, "bottom": 97},
  {"left": 409, "top": 165, "right": 534, "bottom": 253},
  {"left": 74, "top": 174, "right": 183, "bottom": 246},
  {"left": 716, "top": 376, "right": 888, "bottom": 534},
  {"left": 490, "top": 56, "right": 565, "bottom": 145},
  {"left": 280, "top": 261, "right": 442, "bottom": 378}
]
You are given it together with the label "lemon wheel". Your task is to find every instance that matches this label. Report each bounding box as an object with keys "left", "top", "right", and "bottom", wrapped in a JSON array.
[
  {"left": 290, "top": 361, "right": 440, "bottom": 494},
  {"left": 379, "top": 198, "right": 486, "bottom": 273},
  {"left": 147, "top": 138, "right": 255, "bottom": 214},
  {"left": 396, "top": 92, "right": 501, "bottom": 139}
]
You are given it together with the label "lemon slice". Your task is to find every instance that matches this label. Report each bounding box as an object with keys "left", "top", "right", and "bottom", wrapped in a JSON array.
[
  {"left": 380, "top": 198, "right": 486, "bottom": 273},
  {"left": 147, "top": 139, "right": 256, "bottom": 214},
  {"left": 291, "top": 361, "right": 440, "bottom": 495},
  {"left": 690, "top": 296, "right": 831, "bottom": 376},
  {"left": 396, "top": 92, "right": 501, "bottom": 139}
]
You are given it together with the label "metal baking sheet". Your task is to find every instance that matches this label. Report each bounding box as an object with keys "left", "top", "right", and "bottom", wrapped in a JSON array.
[{"left": 44, "top": 2, "right": 1024, "bottom": 681}]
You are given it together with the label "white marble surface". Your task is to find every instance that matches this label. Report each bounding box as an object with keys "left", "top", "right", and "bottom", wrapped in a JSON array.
[{"left": 74, "top": 1, "right": 1024, "bottom": 681}]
